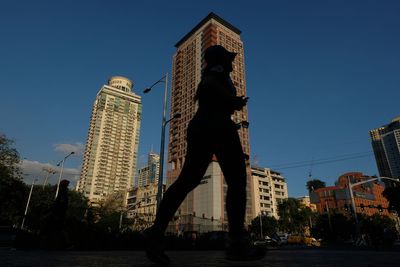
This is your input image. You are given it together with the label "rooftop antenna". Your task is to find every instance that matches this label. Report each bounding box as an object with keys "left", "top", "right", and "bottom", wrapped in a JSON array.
[
  {"left": 252, "top": 155, "right": 259, "bottom": 167},
  {"left": 308, "top": 157, "right": 314, "bottom": 180}
]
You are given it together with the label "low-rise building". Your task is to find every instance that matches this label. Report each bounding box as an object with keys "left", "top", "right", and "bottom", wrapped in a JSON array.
[
  {"left": 297, "top": 196, "right": 317, "bottom": 212},
  {"left": 310, "top": 172, "right": 390, "bottom": 216},
  {"left": 126, "top": 182, "right": 164, "bottom": 230},
  {"left": 251, "top": 166, "right": 288, "bottom": 219}
]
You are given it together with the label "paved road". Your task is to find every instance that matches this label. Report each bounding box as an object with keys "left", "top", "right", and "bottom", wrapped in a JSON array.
[{"left": 1, "top": 249, "right": 399, "bottom": 267}]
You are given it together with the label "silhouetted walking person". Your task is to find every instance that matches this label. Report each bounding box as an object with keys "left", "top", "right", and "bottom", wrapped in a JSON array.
[
  {"left": 41, "top": 179, "right": 70, "bottom": 249},
  {"left": 143, "top": 45, "right": 265, "bottom": 264}
]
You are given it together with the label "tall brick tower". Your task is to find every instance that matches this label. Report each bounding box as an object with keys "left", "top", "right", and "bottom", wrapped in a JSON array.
[{"left": 166, "top": 13, "right": 253, "bottom": 230}]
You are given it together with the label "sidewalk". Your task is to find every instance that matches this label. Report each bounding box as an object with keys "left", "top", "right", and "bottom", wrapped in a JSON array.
[{"left": 2, "top": 249, "right": 400, "bottom": 267}]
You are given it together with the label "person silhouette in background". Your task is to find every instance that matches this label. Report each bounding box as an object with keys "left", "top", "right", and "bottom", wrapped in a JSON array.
[
  {"left": 143, "top": 45, "right": 266, "bottom": 264},
  {"left": 41, "top": 179, "right": 70, "bottom": 249}
]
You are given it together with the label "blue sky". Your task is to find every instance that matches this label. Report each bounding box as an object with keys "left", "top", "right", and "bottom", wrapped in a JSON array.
[{"left": 1, "top": 0, "right": 399, "bottom": 197}]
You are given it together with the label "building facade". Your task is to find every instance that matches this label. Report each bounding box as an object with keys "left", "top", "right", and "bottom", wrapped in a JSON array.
[
  {"left": 297, "top": 196, "right": 317, "bottom": 212},
  {"left": 166, "top": 12, "right": 254, "bottom": 228},
  {"left": 370, "top": 117, "right": 400, "bottom": 181},
  {"left": 126, "top": 182, "right": 161, "bottom": 230},
  {"left": 310, "top": 172, "right": 390, "bottom": 216},
  {"left": 137, "top": 152, "right": 160, "bottom": 188},
  {"left": 78, "top": 76, "right": 142, "bottom": 204},
  {"left": 251, "top": 166, "right": 288, "bottom": 219}
]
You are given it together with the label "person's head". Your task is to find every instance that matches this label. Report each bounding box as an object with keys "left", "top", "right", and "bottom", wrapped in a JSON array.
[
  {"left": 60, "top": 179, "right": 70, "bottom": 189},
  {"left": 204, "top": 45, "right": 236, "bottom": 72}
]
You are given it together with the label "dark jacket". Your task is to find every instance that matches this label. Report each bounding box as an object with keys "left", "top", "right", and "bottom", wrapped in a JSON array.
[{"left": 195, "top": 67, "right": 244, "bottom": 125}]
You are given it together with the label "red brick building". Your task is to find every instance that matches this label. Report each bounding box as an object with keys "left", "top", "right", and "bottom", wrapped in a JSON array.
[{"left": 310, "top": 172, "right": 390, "bottom": 216}]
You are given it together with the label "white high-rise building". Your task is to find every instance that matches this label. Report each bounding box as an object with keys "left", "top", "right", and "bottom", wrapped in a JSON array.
[
  {"left": 251, "top": 166, "right": 288, "bottom": 219},
  {"left": 78, "top": 76, "right": 142, "bottom": 204}
]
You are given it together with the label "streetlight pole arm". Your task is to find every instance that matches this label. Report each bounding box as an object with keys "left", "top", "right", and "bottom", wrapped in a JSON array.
[
  {"left": 349, "top": 177, "right": 379, "bottom": 188},
  {"left": 380, "top": 176, "right": 400, "bottom": 184},
  {"left": 151, "top": 76, "right": 167, "bottom": 87},
  {"left": 144, "top": 75, "right": 167, "bottom": 93},
  {"left": 55, "top": 151, "right": 75, "bottom": 199}
]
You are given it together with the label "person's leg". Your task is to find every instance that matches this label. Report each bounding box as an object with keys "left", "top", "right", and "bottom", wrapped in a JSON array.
[
  {"left": 143, "top": 124, "right": 213, "bottom": 265},
  {"left": 215, "top": 123, "right": 266, "bottom": 261},
  {"left": 153, "top": 148, "right": 212, "bottom": 232},
  {"left": 214, "top": 125, "right": 247, "bottom": 237},
  {"left": 153, "top": 120, "right": 214, "bottom": 233}
]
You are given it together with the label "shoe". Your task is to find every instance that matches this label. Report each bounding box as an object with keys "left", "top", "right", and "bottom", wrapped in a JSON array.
[
  {"left": 225, "top": 234, "right": 266, "bottom": 261},
  {"left": 142, "top": 227, "right": 170, "bottom": 265}
]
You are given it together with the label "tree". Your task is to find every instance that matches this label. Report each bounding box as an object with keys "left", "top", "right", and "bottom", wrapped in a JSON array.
[
  {"left": 24, "top": 185, "right": 89, "bottom": 232},
  {"left": 312, "top": 212, "right": 354, "bottom": 241},
  {"left": 306, "top": 179, "right": 326, "bottom": 192},
  {"left": 0, "top": 133, "right": 27, "bottom": 225},
  {"left": 0, "top": 133, "right": 21, "bottom": 177},
  {"left": 93, "top": 191, "right": 126, "bottom": 232},
  {"left": 277, "top": 198, "right": 313, "bottom": 234},
  {"left": 359, "top": 214, "right": 398, "bottom": 248},
  {"left": 250, "top": 215, "right": 278, "bottom": 239},
  {"left": 383, "top": 186, "right": 400, "bottom": 215}
]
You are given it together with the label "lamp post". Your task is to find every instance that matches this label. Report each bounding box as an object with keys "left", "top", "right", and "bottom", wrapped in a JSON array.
[
  {"left": 21, "top": 178, "right": 37, "bottom": 229},
  {"left": 259, "top": 212, "right": 263, "bottom": 239},
  {"left": 55, "top": 151, "right": 74, "bottom": 199},
  {"left": 143, "top": 73, "right": 181, "bottom": 212}
]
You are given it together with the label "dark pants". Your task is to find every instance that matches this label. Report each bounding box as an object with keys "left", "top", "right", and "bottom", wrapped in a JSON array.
[{"left": 153, "top": 116, "right": 247, "bottom": 236}]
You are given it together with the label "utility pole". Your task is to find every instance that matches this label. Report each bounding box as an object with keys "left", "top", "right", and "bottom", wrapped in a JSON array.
[
  {"left": 42, "top": 167, "right": 56, "bottom": 188},
  {"left": 325, "top": 201, "right": 333, "bottom": 233},
  {"left": 21, "top": 178, "right": 37, "bottom": 229}
]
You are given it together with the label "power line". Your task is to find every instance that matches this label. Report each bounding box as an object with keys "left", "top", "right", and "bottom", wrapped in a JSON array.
[{"left": 269, "top": 151, "right": 374, "bottom": 171}]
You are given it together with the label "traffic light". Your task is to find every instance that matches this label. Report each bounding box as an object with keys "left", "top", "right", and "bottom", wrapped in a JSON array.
[
  {"left": 360, "top": 204, "right": 365, "bottom": 211},
  {"left": 344, "top": 204, "right": 349, "bottom": 211}
]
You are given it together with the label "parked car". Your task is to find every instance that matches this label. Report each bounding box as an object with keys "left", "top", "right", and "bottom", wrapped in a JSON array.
[
  {"left": 254, "top": 236, "right": 278, "bottom": 246},
  {"left": 287, "top": 235, "right": 321, "bottom": 247},
  {"left": 276, "top": 233, "right": 289, "bottom": 245}
]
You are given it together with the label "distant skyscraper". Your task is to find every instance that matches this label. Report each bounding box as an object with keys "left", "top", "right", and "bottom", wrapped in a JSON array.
[
  {"left": 137, "top": 152, "right": 160, "bottom": 187},
  {"left": 78, "top": 76, "right": 142, "bottom": 204},
  {"left": 167, "top": 13, "right": 254, "bottom": 227},
  {"left": 370, "top": 117, "right": 400, "bottom": 181}
]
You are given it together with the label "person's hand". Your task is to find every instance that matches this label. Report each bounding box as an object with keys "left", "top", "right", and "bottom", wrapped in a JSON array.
[{"left": 232, "top": 96, "right": 248, "bottom": 110}]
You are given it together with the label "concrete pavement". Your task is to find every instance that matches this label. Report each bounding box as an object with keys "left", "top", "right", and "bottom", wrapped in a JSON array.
[{"left": 1, "top": 249, "right": 400, "bottom": 267}]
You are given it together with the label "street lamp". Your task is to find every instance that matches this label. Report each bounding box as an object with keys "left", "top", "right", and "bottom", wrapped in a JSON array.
[
  {"left": 143, "top": 73, "right": 181, "bottom": 212},
  {"left": 21, "top": 178, "right": 38, "bottom": 229},
  {"left": 259, "top": 212, "right": 263, "bottom": 239},
  {"left": 55, "top": 151, "right": 74, "bottom": 199}
]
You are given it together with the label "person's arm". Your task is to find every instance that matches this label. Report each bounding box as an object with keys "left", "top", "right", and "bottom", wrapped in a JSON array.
[{"left": 201, "top": 75, "right": 247, "bottom": 111}]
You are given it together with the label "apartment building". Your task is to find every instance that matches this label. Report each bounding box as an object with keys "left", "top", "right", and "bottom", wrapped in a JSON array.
[
  {"left": 78, "top": 76, "right": 141, "bottom": 205},
  {"left": 251, "top": 166, "right": 288, "bottom": 219},
  {"left": 167, "top": 12, "right": 254, "bottom": 226}
]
